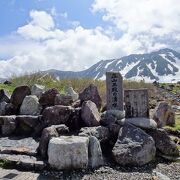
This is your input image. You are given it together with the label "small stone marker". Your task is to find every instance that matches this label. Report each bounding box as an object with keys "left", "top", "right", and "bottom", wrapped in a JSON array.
[
  {"left": 106, "top": 72, "right": 124, "bottom": 111},
  {"left": 124, "top": 89, "right": 149, "bottom": 118}
]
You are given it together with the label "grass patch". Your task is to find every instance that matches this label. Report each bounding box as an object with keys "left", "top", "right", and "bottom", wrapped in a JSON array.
[
  {"left": 0, "top": 160, "right": 14, "bottom": 169},
  {"left": 164, "top": 113, "right": 180, "bottom": 131},
  {"left": 159, "top": 83, "right": 180, "bottom": 94},
  {"left": 0, "top": 84, "right": 16, "bottom": 94}
]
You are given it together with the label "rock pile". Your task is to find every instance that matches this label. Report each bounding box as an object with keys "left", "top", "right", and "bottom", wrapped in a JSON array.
[{"left": 0, "top": 72, "right": 179, "bottom": 171}]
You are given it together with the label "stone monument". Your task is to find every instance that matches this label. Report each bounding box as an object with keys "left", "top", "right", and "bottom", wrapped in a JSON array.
[
  {"left": 124, "top": 89, "right": 149, "bottom": 118},
  {"left": 106, "top": 72, "right": 124, "bottom": 111}
]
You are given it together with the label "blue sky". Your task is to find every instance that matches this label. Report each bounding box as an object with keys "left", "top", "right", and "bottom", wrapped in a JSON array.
[
  {"left": 0, "top": 0, "right": 179, "bottom": 78},
  {"left": 0, "top": 0, "right": 106, "bottom": 36}
]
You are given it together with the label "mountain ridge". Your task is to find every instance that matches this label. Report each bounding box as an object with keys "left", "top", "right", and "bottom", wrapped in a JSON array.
[{"left": 44, "top": 48, "right": 180, "bottom": 82}]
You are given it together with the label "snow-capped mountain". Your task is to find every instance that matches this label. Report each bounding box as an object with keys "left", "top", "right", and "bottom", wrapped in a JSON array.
[{"left": 45, "top": 48, "right": 180, "bottom": 82}]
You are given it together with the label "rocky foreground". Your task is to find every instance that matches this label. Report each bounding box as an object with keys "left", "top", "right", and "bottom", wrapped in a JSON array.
[
  {"left": 0, "top": 80, "right": 180, "bottom": 180},
  {"left": 40, "top": 158, "right": 180, "bottom": 180}
]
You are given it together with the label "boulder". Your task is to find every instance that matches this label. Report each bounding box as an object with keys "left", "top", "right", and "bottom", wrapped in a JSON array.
[
  {"left": 31, "top": 84, "right": 45, "bottom": 98},
  {"left": 79, "top": 84, "right": 102, "bottom": 110},
  {"left": 15, "top": 115, "right": 39, "bottom": 135},
  {"left": 20, "top": 95, "right": 41, "bottom": 115},
  {"left": 54, "top": 94, "right": 73, "bottom": 106},
  {"left": 0, "top": 89, "right": 10, "bottom": 103},
  {"left": 39, "top": 88, "right": 59, "bottom": 107},
  {"left": 38, "top": 126, "right": 58, "bottom": 159},
  {"left": 10, "top": 86, "right": 31, "bottom": 109},
  {"left": 66, "top": 87, "right": 79, "bottom": 101},
  {"left": 42, "top": 105, "right": 73, "bottom": 126},
  {"left": 5, "top": 103, "right": 17, "bottom": 115},
  {"left": 66, "top": 107, "right": 82, "bottom": 130},
  {"left": 81, "top": 101, "right": 100, "bottom": 127},
  {"left": 100, "top": 110, "right": 125, "bottom": 126},
  {"left": 48, "top": 136, "right": 89, "bottom": 170},
  {"left": 38, "top": 125, "right": 69, "bottom": 159},
  {"left": 79, "top": 126, "right": 110, "bottom": 144},
  {"left": 118, "top": 118, "right": 157, "bottom": 130},
  {"left": 146, "top": 129, "right": 179, "bottom": 158},
  {"left": 0, "top": 116, "right": 17, "bottom": 136},
  {"left": 88, "top": 136, "right": 103, "bottom": 168},
  {"left": 112, "top": 123, "right": 156, "bottom": 166},
  {"left": 153, "top": 102, "right": 175, "bottom": 127},
  {"left": 0, "top": 101, "right": 7, "bottom": 115}
]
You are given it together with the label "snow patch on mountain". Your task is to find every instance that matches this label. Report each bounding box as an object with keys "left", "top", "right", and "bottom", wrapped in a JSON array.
[{"left": 43, "top": 48, "right": 180, "bottom": 83}]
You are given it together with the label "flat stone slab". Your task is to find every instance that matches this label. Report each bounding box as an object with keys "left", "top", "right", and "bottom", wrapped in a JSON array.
[
  {"left": 0, "top": 168, "right": 55, "bottom": 180},
  {"left": 0, "top": 137, "right": 39, "bottom": 156},
  {"left": 118, "top": 118, "right": 157, "bottom": 130},
  {"left": 0, "top": 154, "right": 46, "bottom": 171}
]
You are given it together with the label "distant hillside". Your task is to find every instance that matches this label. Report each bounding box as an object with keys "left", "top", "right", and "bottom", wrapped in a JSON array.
[{"left": 44, "top": 48, "right": 180, "bottom": 82}]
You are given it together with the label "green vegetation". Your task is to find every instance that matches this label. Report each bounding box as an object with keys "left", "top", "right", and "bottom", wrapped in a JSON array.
[
  {"left": 0, "top": 160, "right": 14, "bottom": 169},
  {"left": 0, "top": 84, "right": 16, "bottom": 94},
  {"left": 164, "top": 113, "right": 180, "bottom": 131},
  {"left": 159, "top": 83, "right": 180, "bottom": 94},
  {"left": 0, "top": 73, "right": 155, "bottom": 105}
]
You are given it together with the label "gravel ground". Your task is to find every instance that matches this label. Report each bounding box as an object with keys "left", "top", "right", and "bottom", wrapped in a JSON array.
[{"left": 42, "top": 158, "right": 180, "bottom": 180}]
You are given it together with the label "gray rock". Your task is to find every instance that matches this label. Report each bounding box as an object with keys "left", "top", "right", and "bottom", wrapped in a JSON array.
[
  {"left": 20, "top": 95, "right": 41, "bottom": 115},
  {"left": 38, "top": 124, "right": 69, "bottom": 159},
  {"left": 54, "top": 94, "right": 73, "bottom": 106},
  {"left": 15, "top": 115, "right": 39, "bottom": 135},
  {"left": 0, "top": 116, "right": 17, "bottom": 136},
  {"left": 118, "top": 118, "right": 157, "bottom": 130},
  {"left": 39, "top": 88, "right": 59, "bottom": 107},
  {"left": 31, "top": 84, "right": 45, "bottom": 98},
  {"left": 42, "top": 105, "right": 73, "bottom": 126},
  {"left": 0, "top": 101, "right": 7, "bottom": 115},
  {"left": 101, "top": 110, "right": 125, "bottom": 126},
  {"left": 38, "top": 126, "right": 59, "bottom": 159},
  {"left": 81, "top": 100, "right": 100, "bottom": 127},
  {"left": 88, "top": 136, "right": 103, "bottom": 168},
  {"left": 0, "top": 136, "right": 39, "bottom": 156},
  {"left": 5, "top": 103, "right": 17, "bottom": 115},
  {"left": 79, "top": 84, "right": 102, "bottom": 110},
  {"left": 0, "top": 89, "right": 10, "bottom": 103},
  {"left": 106, "top": 110, "right": 125, "bottom": 119},
  {"left": 79, "top": 126, "right": 110, "bottom": 144},
  {"left": 153, "top": 102, "right": 175, "bottom": 127},
  {"left": 112, "top": 123, "right": 156, "bottom": 166},
  {"left": 146, "top": 129, "right": 179, "bottom": 158},
  {"left": 66, "top": 87, "right": 79, "bottom": 101},
  {"left": 48, "top": 136, "right": 89, "bottom": 170},
  {"left": 10, "top": 86, "right": 31, "bottom": 109},
  {"left": 0, "top": 154, "right": 46, "bottom": 171}
]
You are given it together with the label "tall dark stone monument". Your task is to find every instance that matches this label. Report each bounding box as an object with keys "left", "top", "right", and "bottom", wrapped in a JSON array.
[{"left": 106, "top": 72, "right": 124, "bottom": 111}]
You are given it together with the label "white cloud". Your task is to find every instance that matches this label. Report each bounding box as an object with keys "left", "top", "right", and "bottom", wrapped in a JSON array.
[
  {"left": 0, "top": 10, "right": 126, "bottom": 78},
  {"left": 92, "top": 0, "right": 180, "bottom": 52},
  {"left": 0, "top": 1, "right": 180, "bottom": 78}
]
